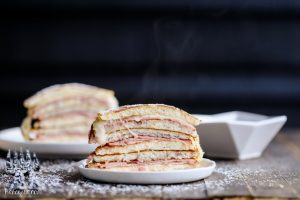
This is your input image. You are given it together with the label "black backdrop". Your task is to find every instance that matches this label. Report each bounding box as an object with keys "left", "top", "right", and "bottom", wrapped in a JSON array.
[{"left": 1, "top": 0, "right": 300, "bottom": 128}]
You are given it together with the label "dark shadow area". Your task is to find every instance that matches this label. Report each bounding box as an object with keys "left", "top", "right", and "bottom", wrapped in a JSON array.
[{"left": 0, "top": 1, "right": 300, "bottom": 128}]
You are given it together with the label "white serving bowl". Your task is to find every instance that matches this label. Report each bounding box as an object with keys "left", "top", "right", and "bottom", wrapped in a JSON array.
[{"left": 194, "top": 111, "right": 287, "bottom": 160}]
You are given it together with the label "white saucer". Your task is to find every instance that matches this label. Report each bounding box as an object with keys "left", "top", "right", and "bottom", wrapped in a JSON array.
[
  {"left": 0, "top": 127, "right": 97, "bottom": 158},
  {"left": 77, "top": 158, "right": 216, "bottom": 184}
]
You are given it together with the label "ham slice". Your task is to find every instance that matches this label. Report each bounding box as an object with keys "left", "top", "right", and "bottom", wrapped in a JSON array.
[
  {"left": 86, "top": 104, "right": 203, "bottom": 171},
  {"left": 21, "top": 83, "right": 119, "bottom": 143},
  {"left": 104, "top": 115, "right": 196, "bottom": 134},
  {"left": 91, "top": 158, "right": 197, "bottom": 169},
  {"left": 33, "top": 96, "right": 109, "bottom": 113},
  {"left": 107, "top": 136, "right": 192, "bottom": 146},
  {"left": 90, "top": 115, "right": 198, "bottom": 145},
  {"left": 38, "top": 110, "right": 97, "bottom": 120}
]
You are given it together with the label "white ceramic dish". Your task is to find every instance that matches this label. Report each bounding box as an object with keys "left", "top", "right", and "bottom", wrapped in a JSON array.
[
  {"left": 194, "top": 111, "right": 287, "bottom": 160},
  {"left": 78, "top": 158, "right": 216, "bottom": 184},
  {"left": 0, "top": 127, "right": 97, "bottom": 158}
]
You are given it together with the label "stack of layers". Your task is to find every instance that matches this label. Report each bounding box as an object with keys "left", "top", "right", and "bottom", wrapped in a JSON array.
[
  {"left": 87, "top": 104, "right": 203, "bottom": 171},
  {"left": 21, "top": 83, "right": 118, "bottom": 142}
]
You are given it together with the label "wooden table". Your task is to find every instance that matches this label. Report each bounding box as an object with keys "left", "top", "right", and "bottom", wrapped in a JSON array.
[{"left": 0, "top": 131, "right": 299, "bottom": 199}]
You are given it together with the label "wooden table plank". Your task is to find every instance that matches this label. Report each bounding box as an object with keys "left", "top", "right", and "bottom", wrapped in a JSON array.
[
  {"left": 233, "top": 132, "right": 300, "bottom": 198},
  {"left": 286, "top": 131, "right": 300, "bottom": 146},
  {"left": 204, "top": 161, "right": 251, "bottom": 197},
  {"left": 108, "top": 184, "right": 163, "bottom": 198},
  {"left": 0, "top": 131, "right": 299, "bottom": 199},
  {"left": 265, "top": 133, "right": 300, "bottom": 177},
  {"left": 285, "top": 177, "right": 300, "bottom": 197},
  {"left": 161, "top": 181, "right": 207, "bottom": 199},
  {"left": 264, "top": 133, "right": 300, "bottom": 198}
]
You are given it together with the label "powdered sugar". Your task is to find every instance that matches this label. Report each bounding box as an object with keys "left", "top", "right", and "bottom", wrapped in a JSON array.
[
  {"left": 0, "top": 158, "right": 164, "bottom": 198},
  {"left": 0, "top": 157, "right": 297, "bottom": 198}
]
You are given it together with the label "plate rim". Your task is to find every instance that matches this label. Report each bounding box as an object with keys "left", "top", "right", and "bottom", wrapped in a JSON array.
[{"left": 0, "top": 127, "right": 93, "bottom": 146}]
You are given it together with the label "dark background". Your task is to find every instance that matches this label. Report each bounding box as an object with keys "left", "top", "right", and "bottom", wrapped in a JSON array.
[{"left": 0, "top": 0, "right": 300, "bottom": 128}]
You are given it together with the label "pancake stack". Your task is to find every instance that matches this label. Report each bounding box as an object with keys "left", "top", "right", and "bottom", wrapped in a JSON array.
[
  {"left": 21, "top": 83, "right": 118, "bottom": 143},
  {"left": 87, "top": 104, "right": 203, "bottom": 171}
]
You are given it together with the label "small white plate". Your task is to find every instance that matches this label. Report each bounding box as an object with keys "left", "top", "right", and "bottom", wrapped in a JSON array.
[
  {"left": 194, "top": 111, "right": 287, "bottom": 160},
  {"left": 77, "top": 158, "right": 216, "bottom": 184},
  {"left": 0, "top": 127, "right": 97, "bottom": 158}
]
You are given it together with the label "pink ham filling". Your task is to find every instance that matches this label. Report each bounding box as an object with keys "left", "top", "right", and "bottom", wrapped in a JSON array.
[
  {"left": 38, "top": 110, "right": 97, "bottom": 120},
  {"left": 104, "top": 116, "right": 196, "bottom": 134},
  {"left": 33, "top": 96, "right": 109, "bottom": 116},
  {"left": 34, "top": 132, "right": 88, "bottom": 141},
  {"left": 107, "top": 136, "right": 191, "bottom": 146},
  {"left": 93, "top": 159, "right": 197, "bottom": 169},
  {"left": 30, "top": 125, "right": 91, "bottom": 139}
]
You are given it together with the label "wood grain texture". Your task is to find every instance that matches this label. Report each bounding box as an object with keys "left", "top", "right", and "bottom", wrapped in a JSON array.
[
  {"left": 162, "top": 181, "right": 207, "bottom": 199},
  {"left": 204, "top": 161, "right": 251, "bottom": 197},
  {"left": 204, "top": 136, "right": 299, "bottom": 198},
  {"left": 0, "top": 131, "right": 299, "bottom": 199}
]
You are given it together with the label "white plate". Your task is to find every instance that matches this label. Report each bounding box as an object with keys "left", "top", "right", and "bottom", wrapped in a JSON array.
[
  {"left": 77, "top": 158, "right": 216, "bottom": 184},
  {"left": 194, "top": 111, "right": 287, "bottom": 160},
  {"left": 0, "top": 127, "right": 97, "bottom": 158}
]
